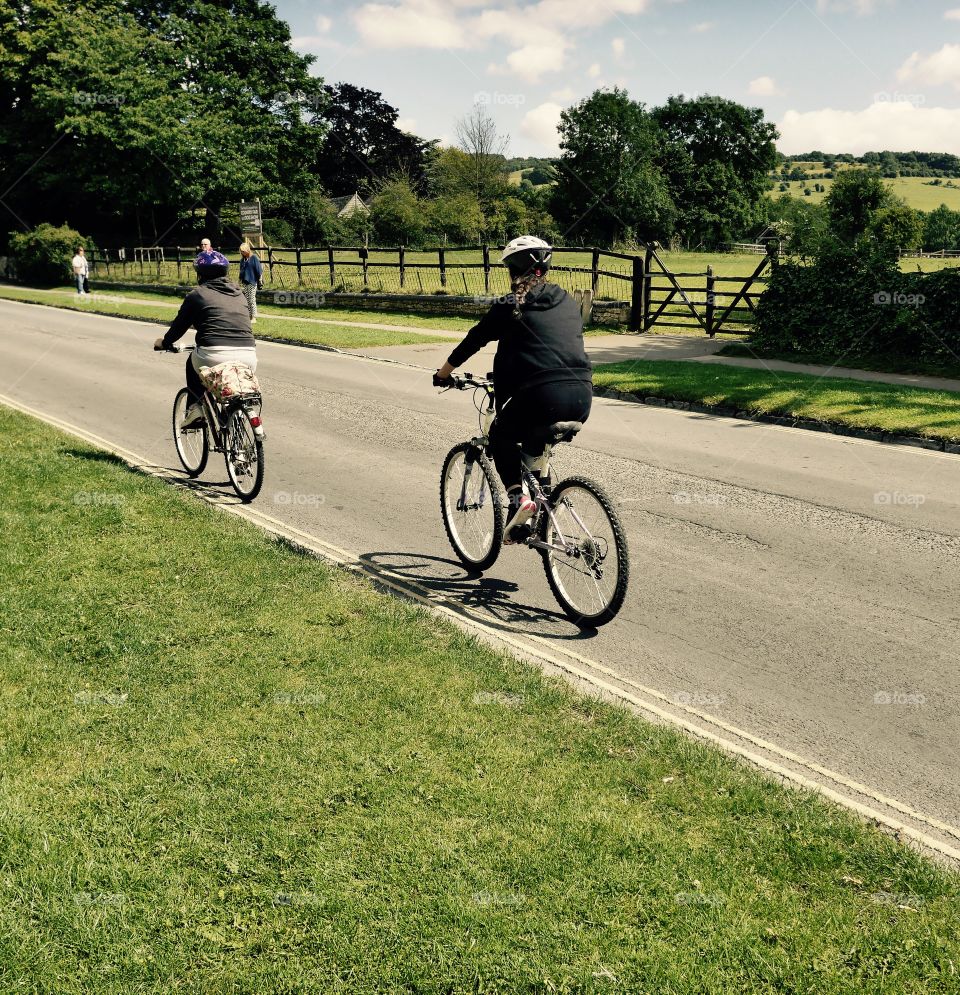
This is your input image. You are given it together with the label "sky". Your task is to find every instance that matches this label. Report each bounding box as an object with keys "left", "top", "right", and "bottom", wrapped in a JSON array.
[{"left": 275, "top": 0, "right": 960, "bottom": 158}]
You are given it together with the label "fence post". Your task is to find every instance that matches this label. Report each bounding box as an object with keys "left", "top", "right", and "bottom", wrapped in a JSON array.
[
  {"left": 361, "top": 248, "right": 369, "bottom": 288},
  {"left": 629, "top": 254, "right": 645, "bottom": 332},
  {"left": 438, "top": 247, "right": 447, "bottom": 288},
  {"left": 643, "top": 246, "right": 653, "bottom": 330},
  {"left": 399, "top": 245, "right": 405, "bottom": 289},
  {"left": 482, "top": 244, "right": 490, "bottom": 295},
  {"left": 176, "top": 247, "right": 181, "bottom": 282},
  {"left": 267, "top": 246, "right": 274, "bottom": 284},
  {"left": 591, "top": 247, "right": 600, "bottom": 293},
  {"left": 327, "top": 245, "right": 335, "bottom": 286},
  {"left": 296, "top": 247, "right": 303, "bottom": 285},
  {"left": 705, "top": 265, "right": 715, "bottom": 337}
]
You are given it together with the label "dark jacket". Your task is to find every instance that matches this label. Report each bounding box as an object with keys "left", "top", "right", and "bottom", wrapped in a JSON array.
[
  {"left": 239, "top": 253, "right": 262, "bottom": 285},
  {"left": 447, "top": 282, "right": 592, "bottom": 406},
  {"left": 161, "top": 278, "right": 256, "bottom": 350}
]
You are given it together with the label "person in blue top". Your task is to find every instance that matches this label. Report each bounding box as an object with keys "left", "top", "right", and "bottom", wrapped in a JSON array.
[{"left": 238, "top": 242, "right": 263, "bottom": 323}]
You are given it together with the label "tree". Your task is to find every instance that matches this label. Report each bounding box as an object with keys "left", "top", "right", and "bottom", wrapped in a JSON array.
[
  {"left": 427, "top": 194, "right": 483, "bottom": 245},
  {"left": 924, "top": 205, "right": 960, "bottom": 251},
  {"left": 868, "top": 203, "right": 923, "bottom": 253},
  {"left": 369, "top": 176, "right": 426, "bottom": 246},
  {"left": 0, "top": 0, "right": 328, "bottom": 244},
  {"left": 428, "top": 147, "right": 477, "bottom": 199},
  {"left": 313, "top": 82, "right": 435, "bottom": 196},
  {"left": 651, "top": 94, "right": 779, "bottom": 246},
  {"left": 825, "top": 169, "right": 890, "bottom": 243},
  {"left": 483, "top": 196, "right": 528, "bottom": 244},
  {"left": 765, "top": 194, "right": 828, "bottom": 259},
  {"left": 551, "top": 88, "right": 675, "bottom": 245},
  {"left": 454, "top": 105, "right": 509, "bottom": 207}
]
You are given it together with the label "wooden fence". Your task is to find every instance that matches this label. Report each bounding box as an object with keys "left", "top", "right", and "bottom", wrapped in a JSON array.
[{"left": 86, "top": 243, "right": 773, "bottom": 336}]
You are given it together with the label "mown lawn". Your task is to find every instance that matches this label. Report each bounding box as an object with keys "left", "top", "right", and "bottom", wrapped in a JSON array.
[
  {"left": 593, "top": 359, "right": 960, "bottom": 441},
  {"left": 1, "top": 409, "right": 958, "bottom": 993},
  {"left": 0, "top": 285, "right": 457, "bottom": 349}
]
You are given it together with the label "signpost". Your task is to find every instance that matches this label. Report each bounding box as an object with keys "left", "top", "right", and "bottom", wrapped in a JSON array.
[{"left": 239, "top": 198, "right": 263, "bottom": 247}]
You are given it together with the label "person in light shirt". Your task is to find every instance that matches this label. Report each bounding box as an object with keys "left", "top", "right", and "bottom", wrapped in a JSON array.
[{"left": 71, "top": 247, "right": 88, "bottom": 295}]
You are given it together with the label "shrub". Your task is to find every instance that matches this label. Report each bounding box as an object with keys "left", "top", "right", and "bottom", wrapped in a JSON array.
[
  {"left": 9, "top": 223, "right": 91, "bottom": 285},
  {"left": 753, "top": 238, "right": 960, "bottom": 364},
  {"left": 262, "top": 218, "right": 294, "bottom": 245}
]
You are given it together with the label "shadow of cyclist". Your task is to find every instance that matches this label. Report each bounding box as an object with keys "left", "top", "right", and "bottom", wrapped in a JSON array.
[{"left": 358, "top": 550, "right": 599, "bottom": 639}]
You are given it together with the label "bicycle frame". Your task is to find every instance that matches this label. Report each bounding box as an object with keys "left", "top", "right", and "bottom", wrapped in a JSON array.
[{"left": 446, "top": 372, "right": 604, "bottom": 576}]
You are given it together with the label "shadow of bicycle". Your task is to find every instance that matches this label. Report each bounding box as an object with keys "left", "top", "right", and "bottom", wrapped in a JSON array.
[{"left": 358, "top": 550, "right": 599, "bottom": 640}]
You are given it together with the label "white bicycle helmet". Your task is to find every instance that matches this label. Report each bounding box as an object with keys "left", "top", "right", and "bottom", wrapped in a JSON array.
[{"left": 500, "top": 235, "right": 553, "bottom": 275}]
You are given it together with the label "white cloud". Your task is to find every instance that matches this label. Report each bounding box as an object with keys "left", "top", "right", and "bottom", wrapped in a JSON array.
[
  {"left": 691, "top": 20, "right": 715, "bottom": 32},
  {"left": 534, "top": 0, "right": 650, "bottom": 27},
  {"left": 586, "top": 63, "right": 601, "bottom": 78},
  {"left": 612, "top": 37, "right": 625, "bottom": 58},
  {"left": 291, "top": 14, "right": 337, "bottom": 49},
  {"left": 551, "top": 86, "right": 577, "bottom": 102},
  {"left": 778, "top": 101, "right": 960, "bottom": 156},
  {"left": 815, "top": 0, "right": 890, "bottom": 12},
  {"left": 748, "top": 75, "right": 782, "bottom": 96},
  {"left": 490, "top": 31, "right": 571, "bottom": 82},
  {"left": 897, "top": 44, "right": 960, "bottom": 88},
  {"left": 946, "top": 7, "right": 960, "bottom": 18},
  {"left": 353, "top": 0, "right": 468, "bottom": 49},
  {"left": 521, "top": 102, "right": 564, "bottom": 154},
  {"left": 396, "top": 117, "right": 417, "bottom": 132}
]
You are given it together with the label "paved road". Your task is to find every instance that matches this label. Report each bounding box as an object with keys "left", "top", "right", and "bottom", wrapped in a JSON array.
[{"left": 4, "top": 299, "right": 960, "bottom": 857}]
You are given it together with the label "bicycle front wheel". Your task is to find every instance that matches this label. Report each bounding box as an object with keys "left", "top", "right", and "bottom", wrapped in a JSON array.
[
  {"left": 440, "top": 442, "right": 505, "bottom": 572},
  {"left": 223, "top": 406, "right": 264, "bottom": 502},
  {"left": 172, "top": 388, "right": 208, "bottom": 477},
  {"left": 540, "top": 476, "right": 629, "bottom": 627}
]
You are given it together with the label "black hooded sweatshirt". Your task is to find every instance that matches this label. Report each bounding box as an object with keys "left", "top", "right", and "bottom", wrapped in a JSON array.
[
  {"left": 161, "top": 277, "right": 256, "bottom": 350},
  {"left": 446, "top": 282, "right": 592, "bottom": 407}
]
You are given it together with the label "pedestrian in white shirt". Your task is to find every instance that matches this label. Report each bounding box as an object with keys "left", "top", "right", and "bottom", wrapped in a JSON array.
[{"left": 72, "top": 247, "right": 89, "bottom": 295}]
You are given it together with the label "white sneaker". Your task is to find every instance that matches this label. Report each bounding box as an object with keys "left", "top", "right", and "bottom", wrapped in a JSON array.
[
  {"left": 505, "top": 495, "right": 536, "bottom": 544},
  {"left": 181, "top": 402, "right": 204, "bottom": 429}
]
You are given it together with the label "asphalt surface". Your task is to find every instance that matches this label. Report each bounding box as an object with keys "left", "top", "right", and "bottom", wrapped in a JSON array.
[{"left": 4, "top": 298, "right": 960, "bottom": 858}]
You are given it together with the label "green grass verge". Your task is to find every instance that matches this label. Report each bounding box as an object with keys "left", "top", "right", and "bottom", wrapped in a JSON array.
[
  {"left": 718, "top": 342, "right": 960, "bottom": 381},
  {"left": 0, "top": 285, "right": 455, "bottom": 349},
  {"left": 593, "top": 359, "right": 960, "bottom": 441},
  {"left": 1, "top": 409, "right": 958, "bottom": 993}
]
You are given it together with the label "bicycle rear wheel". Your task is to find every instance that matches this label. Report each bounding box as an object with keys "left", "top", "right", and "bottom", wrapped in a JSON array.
[
  {"left": 440, "top": 442, "right": 505, "bottom": 571},
  {"left": 540, "top": 475, "right": 629, "bottom": 627},
  {"left": 224, "top": 406, "right": 264, "bottom": 502},
  {"left": 172, "top": 388, "right": 208, "bottom": 477}
]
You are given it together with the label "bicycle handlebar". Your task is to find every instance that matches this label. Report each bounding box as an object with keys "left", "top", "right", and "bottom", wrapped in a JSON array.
[
  {"left": 440, "top": 372, "right": 494, "bottom": 391},
  {"left": 154, "top": 343, "right": 195, "bottom": 353}
]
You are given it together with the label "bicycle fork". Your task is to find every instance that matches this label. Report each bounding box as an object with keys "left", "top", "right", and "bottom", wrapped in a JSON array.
[{"left": 457, "top": 446, "right": 488, "bottom": 512}]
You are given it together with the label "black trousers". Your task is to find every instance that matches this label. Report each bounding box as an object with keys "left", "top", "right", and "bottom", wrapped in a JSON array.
[
  {"left": 488, "top": 381, "right": 593, "bottom": 491},
  {"left": 185, "top": 356, "right": 205, "bottom": 404}
]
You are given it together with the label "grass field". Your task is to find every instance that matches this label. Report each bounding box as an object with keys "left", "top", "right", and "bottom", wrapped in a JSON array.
[
  {"left": 1, "top": 408, "right": 958, "bottom": 993},
  {"left": 593, "top": 359, "right": 960, "bottom": 441},
  {"left": 771, "top": 161, "right": 960, "bottom": 212}
]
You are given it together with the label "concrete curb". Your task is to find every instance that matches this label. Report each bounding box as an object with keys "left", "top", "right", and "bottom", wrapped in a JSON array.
[{"left": 593, "top": 386, "right": 960, "bottom": 455}]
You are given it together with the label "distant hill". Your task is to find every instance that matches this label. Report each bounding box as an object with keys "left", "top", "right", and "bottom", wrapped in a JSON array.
[
  {"left": 776, "top": 151, "right": 960, "bottom": 178},
  {"left": 505, "top": 157, "right": 558, "bottom": 188},
  {"left": 768, "top": 158, "right": 960, "bottom": 211}
]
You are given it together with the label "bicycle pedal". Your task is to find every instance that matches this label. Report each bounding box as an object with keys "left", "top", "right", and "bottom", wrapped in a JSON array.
[{"left": 505, "top": 522, "right": 534, "bottom": 545}]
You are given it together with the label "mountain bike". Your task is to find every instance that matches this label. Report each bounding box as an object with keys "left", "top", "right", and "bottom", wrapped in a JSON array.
[
  {"left": 156, "top": 344, "right": 266, "bottom": 502},
  {"left": 438, "top": 373, "right": 629, "bottom": 627}
]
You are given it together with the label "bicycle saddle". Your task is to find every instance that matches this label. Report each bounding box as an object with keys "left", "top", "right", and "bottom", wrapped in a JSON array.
[{"left": 530, "top": 421, "right": 583, "bottom": 444}]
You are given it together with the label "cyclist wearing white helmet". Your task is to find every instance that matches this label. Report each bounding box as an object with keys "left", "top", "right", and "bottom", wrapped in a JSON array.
[{"left": 434, "top": 235, "right": 592, "bottom": 541}]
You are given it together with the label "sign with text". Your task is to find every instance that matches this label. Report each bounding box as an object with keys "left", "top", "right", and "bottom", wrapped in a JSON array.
[{"left": 238, "top": 199, "right": 262, "bottom": 232}]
